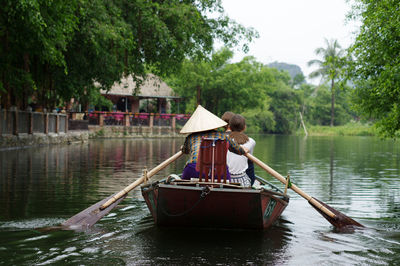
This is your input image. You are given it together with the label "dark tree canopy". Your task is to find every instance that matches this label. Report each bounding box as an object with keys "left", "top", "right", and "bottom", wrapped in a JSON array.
[{"left": 0, "top": 0, "right": 258, "bottom": 110}]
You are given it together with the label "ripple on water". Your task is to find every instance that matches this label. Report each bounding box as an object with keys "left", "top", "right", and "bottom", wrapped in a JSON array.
[
  {"left": 1, "top": 137, "right": 400, "bottom": 265},
  {"left": 0, "top": 218, "right": 64, "bottom": 230}
]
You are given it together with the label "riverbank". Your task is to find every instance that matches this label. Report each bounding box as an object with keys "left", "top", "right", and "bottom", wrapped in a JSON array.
[
  {"left": 297, "top": 123, "right": 376, "bottom": 136},
  {"left": 88, "top": 125, "right": 182, "bottom": 138},
  {"left": 0, "top": 131, "right": 90, "bottom": 150},
  {"left": 0, "top": 126, "right": 184, "bottom": 150},
  {"left": 0, "top": 123, "right": 376, "bottom": 150}
]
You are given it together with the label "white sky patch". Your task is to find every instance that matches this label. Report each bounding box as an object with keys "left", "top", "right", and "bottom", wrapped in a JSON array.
[{"left": 219, "top": 0, "right": 360, "bottom": 84}]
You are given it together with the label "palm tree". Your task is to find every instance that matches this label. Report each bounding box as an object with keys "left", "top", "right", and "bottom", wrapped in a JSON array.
[{"left": 308, "top": 39, "right": 345, "bottom": 126}]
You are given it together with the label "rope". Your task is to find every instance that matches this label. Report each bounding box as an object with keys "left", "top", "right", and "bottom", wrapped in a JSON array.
[{"left": 160, "top": 186, "right": 211, "bottom": 217}]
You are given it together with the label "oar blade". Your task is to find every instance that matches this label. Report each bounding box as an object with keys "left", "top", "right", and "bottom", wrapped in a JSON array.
[
  {"left": 62, "top": 193, "right": 127, "bottom": 229},
  {"left": 309, "top": 197, "right": 364, "bottom": 230}
]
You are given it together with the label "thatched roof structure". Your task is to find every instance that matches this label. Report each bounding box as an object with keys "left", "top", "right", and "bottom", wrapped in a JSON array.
[{"left": 100, "top": 74, "right": 179, "bottom": 99}]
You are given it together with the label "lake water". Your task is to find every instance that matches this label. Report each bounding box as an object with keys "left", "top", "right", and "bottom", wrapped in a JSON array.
[{"left": 0, "top": 136, "right": 399, "bottom": 265}]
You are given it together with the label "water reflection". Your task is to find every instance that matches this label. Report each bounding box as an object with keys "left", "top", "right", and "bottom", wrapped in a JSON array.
[
  {"left": 0, "top": 139, "right": 184, "bottom": 221},
  {"left": 0, "top": 136, "right": 400, "bottom": 265},
  {"left": 135, "top": 222, "right": 291, "bottom": 265}
]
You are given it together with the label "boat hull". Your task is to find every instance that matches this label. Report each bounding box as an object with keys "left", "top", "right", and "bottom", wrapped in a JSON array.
[{"left": 141, "top": 181, "right": 289, "bottom": 229}]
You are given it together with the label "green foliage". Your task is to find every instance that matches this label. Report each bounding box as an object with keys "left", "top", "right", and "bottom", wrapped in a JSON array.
[
  {"left": 308, "top": 86, "right": 332, "bottom": 125},
  {"left": 242, "top": 100, "right": 275, "bottom": 133},
  {"left": 0, "top": 0, "right": 257, "bottom": 110},
  {"left": 0, "top": 0, "right": 79, "bottom": 108},
  {"left": 167, "top": 49, "right": 267, "bottom": 115},
  {"left": 308, "top": 39, "right": 346, "bottom": 126},
  {"left": 348, "top": 0, "right": 400, "bottom": 138},
  {"left": 95, "top": 128, "right": 105, "bottom": 137},
  {"left": 168, "top": 46, "right": 358, "bottom": 134},
  {"left": 268, "top": 86, "right": 300, "bottom": 134},
  {"left": 301, "top": 122, "right": 376, "bottom": 137},
  {"left": 168, "top": 49, "right": 307, "bottom": 134},
  {"left": 301, "top": 84, "right": 353, "bottom": 126},
  {"left": 292, "top": 73, "right": 306, "bottom": 87},
  {"left": 87, "top": 87, "right": 113, "bottom": 111}
]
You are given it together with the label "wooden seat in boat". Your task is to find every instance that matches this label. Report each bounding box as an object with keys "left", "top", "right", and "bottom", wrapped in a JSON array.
[{"left": 196, "top": 138, "right": 228, "bottom": 183}]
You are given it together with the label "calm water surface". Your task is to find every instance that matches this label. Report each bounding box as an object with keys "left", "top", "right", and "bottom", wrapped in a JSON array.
[{"left": 0, "top": 136, "right": 399, "bottom": 265}]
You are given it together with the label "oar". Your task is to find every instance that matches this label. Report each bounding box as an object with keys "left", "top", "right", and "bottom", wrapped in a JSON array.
[
  {"left": 246, "top": 153, "right": 363, "bottom": 229},
  {"left": 62, "top": 151, "right": 183, "bottom": 229}
]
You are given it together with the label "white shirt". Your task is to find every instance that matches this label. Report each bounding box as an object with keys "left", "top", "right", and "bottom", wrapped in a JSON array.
[{"left": 227, "top": 137, "right": 256, "bottom": 175}]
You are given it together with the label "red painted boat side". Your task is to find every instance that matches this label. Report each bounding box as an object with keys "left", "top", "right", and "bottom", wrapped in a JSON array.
[
  {"left": 142, "top": 182, "right": 289, "bottom": 229},
  {"left": 260, "top": 190, "right": 288, "bottom": 228}
]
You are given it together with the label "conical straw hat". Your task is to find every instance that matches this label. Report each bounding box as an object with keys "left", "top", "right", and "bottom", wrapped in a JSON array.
[{"left": 180, "top": 105, "right": 227, "bottom": 134}]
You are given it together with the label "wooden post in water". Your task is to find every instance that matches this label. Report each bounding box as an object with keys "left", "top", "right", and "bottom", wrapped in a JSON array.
[
  {"left": 124, "top": 113, "right": 130, "bottom": 126},
  {"left": 28, "top": 110, "right": 33, "bottom": 134},
  {"left": 65, "top": 114, "right": 68, "bottom": 133},
  {"left": 12, "top": 107, "right": 18, "bottom": 135},
  {"left": 44, "top": 112, "right": 49, "bottom": 134},
  {"left": 149, "top": 113, "right": 154, "bottom": 128},
  {"left": 0, "top": 108, "right": 2, "bottom": 136},
  {"left": 55, "top": 114, "right": 59, "bottom": 133},
  {"left": 99, "top": 113, "right": 104, "bottom": 126},
  {"left": 149, "top": 113, "right": 154, "bottom": 135},
  {"left": 172, "top": 115, "right": 176, "bottom": 133}
]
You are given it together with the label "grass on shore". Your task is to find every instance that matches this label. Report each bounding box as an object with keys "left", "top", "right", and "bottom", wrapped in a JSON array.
[{"left": 297, "top": 122, "right": 377, "bottom": 137}]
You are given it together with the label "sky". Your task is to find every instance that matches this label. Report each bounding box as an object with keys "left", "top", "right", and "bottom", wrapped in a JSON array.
[{"left": 220, "top": 0, "right": 359, "bottom": 83}]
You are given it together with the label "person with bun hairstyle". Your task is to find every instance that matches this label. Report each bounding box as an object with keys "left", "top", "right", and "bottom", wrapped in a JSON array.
[
  {"left": 180, "top": 105, "right": 248, "bottom": 180},
  {"left": 221, "top": 111, "right": 235, "bottom": 132},
  {"left": 226, "top": 114, "right": 256, "bottom": 187},
  {"left": 222, "top": 111, "right": 256, "bottom": 185}
]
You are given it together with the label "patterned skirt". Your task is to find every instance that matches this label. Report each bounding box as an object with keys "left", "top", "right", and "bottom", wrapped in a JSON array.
[{"left": 230, "top": 172, "right": 251, "bottom": 187}]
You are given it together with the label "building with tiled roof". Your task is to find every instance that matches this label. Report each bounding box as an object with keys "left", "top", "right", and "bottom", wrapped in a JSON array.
[{"left": 100, "top": 74, "right": 180, "bottom": 113}]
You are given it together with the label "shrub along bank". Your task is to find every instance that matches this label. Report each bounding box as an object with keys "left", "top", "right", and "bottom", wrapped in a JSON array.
[{"left": 296, "top": 123, "right": 377, "bottom": 137}]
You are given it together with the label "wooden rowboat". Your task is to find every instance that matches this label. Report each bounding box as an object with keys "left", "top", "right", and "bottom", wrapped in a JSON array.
[{"left": 141, "top": 175, "right": 289, "bottom": 230}]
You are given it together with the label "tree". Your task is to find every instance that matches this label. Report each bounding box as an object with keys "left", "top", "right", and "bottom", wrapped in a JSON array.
[
  {"left": 268, "top": 85, "right": 301, "bottom": 134},
  {"left": 0, "top": 0, "right": 258, "bottom": 110},
  {"left": 292, "top": 73, "right": 306, "bottom": 88},
  {"left": 0, "top": 0, "right": 79, "bottom": 109},
  {"left": 348, "top": 0, "right": 400, "bottom": 138},
  {"left": 167, "top": 49, "right": 266, "bottom": 115},
  {"left": 308, "top": 39, "right": 345, "bottom": 126},
  {"left": 168, "top": 49, "right": 303, "bottom": 133}
]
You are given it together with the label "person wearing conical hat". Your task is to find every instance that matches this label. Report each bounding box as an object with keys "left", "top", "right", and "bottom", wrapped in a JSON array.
[{"left": 180, "top": 105, "right": 248, "bottom": 180}]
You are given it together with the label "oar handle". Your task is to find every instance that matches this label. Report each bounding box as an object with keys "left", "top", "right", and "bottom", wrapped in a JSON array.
[
  {"left": 100, "top": 151, "right": 183, "bottom": 210},
  {"left": 246, "top": 153, "right": 336, "bottom": 219}
]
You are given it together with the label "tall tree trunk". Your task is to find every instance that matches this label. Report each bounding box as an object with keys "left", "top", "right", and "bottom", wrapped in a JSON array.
[
  {"left": 330, "top": 78, "right": 335, "bottom": 127},
  {"left": 42, "top": 63, "right": 49, "bottom": 110},
  {"left": 1, "top": 30, "right": 12, "bottom": 108},
  {"left": 50, "top": 75, "right": 55, "bottom": 110},
  {"left": 32, "top": 55, "right": 42, "bottom": 110},
  {"left": 22, "top": 52, "right": 30, "bottom": 109}
]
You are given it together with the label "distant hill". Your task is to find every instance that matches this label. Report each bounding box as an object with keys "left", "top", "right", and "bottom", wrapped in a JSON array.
[{"left": 268, "top": 62, "right": 304, "bottom": 80}]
